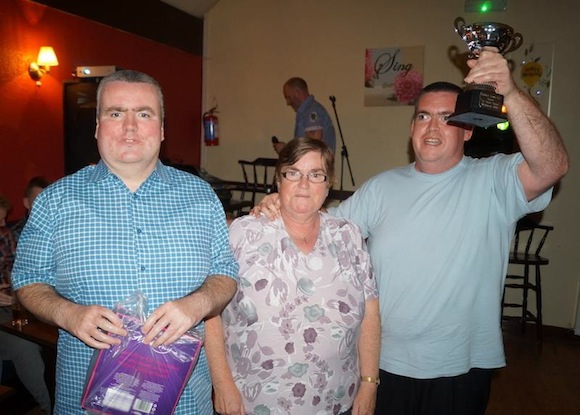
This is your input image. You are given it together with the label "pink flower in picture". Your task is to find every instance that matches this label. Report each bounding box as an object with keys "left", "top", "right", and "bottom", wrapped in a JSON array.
[
  {"left": 393, "top": 70, "right": 423, "bottom": 104},
  {"left": 364, "top": 49, "right": 375, "bottom": 86}
]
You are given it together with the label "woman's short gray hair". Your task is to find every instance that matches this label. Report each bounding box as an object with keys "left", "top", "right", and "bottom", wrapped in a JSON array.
[{"left": 276, "top": 137, "right": 335, "bottom": 186}]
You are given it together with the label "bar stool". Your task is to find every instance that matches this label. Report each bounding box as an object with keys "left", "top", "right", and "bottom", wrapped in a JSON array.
[{"left": 502, "top": 216, "right": 553, "bottom": 341}]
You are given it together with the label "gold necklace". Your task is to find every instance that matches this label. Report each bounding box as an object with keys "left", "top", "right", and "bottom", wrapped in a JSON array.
[
  {"left": 298, "top": 226, "right": 317, "bottom": 243},
  {"left": 286, "top": 217, "right": 320, "bottom": 244}
]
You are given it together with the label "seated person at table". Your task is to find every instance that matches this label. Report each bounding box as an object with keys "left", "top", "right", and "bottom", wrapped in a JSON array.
[
  {"left": 0, "top": 193, "right": 52, "bottom": 414},
  {"left": 206, "top": 137, "right": 380, "bottom": 415},
  {"left": 11, "top": 176, "right": 51, "bottom": 240},
  {"left": 0, "top": 193, "right": 10, "bottom": 228}
]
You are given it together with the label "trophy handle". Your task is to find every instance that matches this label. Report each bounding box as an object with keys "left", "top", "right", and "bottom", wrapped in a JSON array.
[
  {"left": 454, "top": 16, "right": 466, "bottom": 36},
  {"left": 504, "top": 32, "right": 524, "bottom": 54}
]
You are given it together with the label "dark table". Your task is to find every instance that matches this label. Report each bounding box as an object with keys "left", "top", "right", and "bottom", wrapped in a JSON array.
[
  {"left": 0, "top": 316, "right": 58, "bottom": 349},
  {"left": 0, "top": 315, "right": 58, "bottom": 402}
]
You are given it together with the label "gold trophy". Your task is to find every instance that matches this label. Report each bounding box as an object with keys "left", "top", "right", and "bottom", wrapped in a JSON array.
[{"left": 448, "top": 17, "right": 523, "bottom": 128}]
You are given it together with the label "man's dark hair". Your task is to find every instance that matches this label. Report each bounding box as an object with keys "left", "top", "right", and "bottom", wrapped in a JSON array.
[
  {"left": 0, "top": 193, "right": 11, "bottom": 212},
  {"left": 414, "top": 81, "right": 462, "bottom": 113},
  {"left": 24, "top": 176, "right": 51, "bottom": 198},
  {"left": 284, "top": 77, "right": 309, "bottom": 92},
  {"left": 422, "top": 81, "right": 463, "bottom": 95}
]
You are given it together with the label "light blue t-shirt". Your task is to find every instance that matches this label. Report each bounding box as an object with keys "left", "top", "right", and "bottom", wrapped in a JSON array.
[{"left": 331, "top": 154, "right": 551, "bottom": 379}]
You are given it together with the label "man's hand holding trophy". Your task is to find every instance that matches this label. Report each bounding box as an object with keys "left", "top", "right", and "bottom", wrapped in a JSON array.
[{"left": 448, "top": 17, "right": 523, "bottom": 128}]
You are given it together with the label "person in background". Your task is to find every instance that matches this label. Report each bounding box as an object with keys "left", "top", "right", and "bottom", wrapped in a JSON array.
[
  {"left": 0, "top": 192, "right": 52, "bottom": 414},
  {"left": 273, "top": 77, "right": 337, "bottom": 154},
  {"left": 11, "top": 176, "right": 51, "bottom": 240},
  {"left": 0, "top": 193, "right": 14, "bottom": 289},
  {"left": 0, "top": 194, "right": 15, "bottom": 310},
  {"left": 11, "top": 69, "right": 239, "bottom": 415},
  {"left": 254, "top": 48, "right": 568, "bottom": 414},
  {"left": 0, "top": 193, "right": 10, "bottom": 227},
  {"left": 206, "top": 137, "right": 380, "bottom": 415}
]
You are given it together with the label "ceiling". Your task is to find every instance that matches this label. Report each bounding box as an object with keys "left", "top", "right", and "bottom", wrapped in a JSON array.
[{"left": 159, "top": 0, "right": 220, "bottom": 18}]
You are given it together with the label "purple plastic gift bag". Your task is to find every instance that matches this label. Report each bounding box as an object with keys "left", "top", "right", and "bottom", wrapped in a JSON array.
[{"left": 81, "top": 292, "right": 203, "bottom": 415}]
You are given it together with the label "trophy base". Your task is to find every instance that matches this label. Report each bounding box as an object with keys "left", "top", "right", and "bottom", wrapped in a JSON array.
[
  {"left": 447, "top": 111, "right": 508, "bottom": 128},
  {"left": 448, "top": 88, "right": 507, "bottom": 128}
]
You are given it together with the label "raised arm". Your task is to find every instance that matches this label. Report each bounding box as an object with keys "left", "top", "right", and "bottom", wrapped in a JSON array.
[
  {"left": 504, "top": 85, "right": 568, "bottom": 200},
  {"left": 465, "top": 48, "right": 569, "bottom": 201}
]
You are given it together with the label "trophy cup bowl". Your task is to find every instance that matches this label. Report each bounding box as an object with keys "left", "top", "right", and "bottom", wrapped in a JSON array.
[
  {"left": 448, "top": 17, "right": 523, "bottom": 128},
  {"left": 454, "top": 17, "right": 523, "bottom": 57}
]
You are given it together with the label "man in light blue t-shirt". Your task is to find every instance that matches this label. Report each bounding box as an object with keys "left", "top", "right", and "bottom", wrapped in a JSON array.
[{"left": 256, "top": 48, "right": 569, "bottom": 415}]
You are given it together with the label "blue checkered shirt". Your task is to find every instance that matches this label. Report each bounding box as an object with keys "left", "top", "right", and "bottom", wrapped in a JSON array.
[{"left": 12, "top": 160, "right": 239, "bottom": 415}]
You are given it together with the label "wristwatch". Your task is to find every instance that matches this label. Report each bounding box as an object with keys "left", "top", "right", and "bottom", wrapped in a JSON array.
[{"left": 360, "top": 376, "right": 380, "bottom": 385}]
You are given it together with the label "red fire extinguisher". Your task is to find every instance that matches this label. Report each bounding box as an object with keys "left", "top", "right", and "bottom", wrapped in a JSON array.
[{"left": 203, "top": 106, "right": 219, "bottom": 146}]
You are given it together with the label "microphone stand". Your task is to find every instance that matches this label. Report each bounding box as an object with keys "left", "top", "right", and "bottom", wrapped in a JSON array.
[{"left": 329, "top": 95, "right": 355, "bottom": 191}]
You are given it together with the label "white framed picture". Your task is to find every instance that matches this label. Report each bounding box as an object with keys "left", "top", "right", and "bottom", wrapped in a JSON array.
[
  {"left": 513, "top": 42, "right": 555, "bottom": 116},
  {"left": 364, "top": 46, "right": 424, "bottom": 107}
]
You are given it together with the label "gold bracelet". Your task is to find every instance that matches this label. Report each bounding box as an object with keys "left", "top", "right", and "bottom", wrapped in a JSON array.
[{"left": 360, "top": 376, "right": 380, "bottom": 385}]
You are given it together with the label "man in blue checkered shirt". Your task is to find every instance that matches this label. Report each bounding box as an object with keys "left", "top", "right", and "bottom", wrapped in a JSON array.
[{"left": 12, "top": 70, "right": 239, "bottom": 415}]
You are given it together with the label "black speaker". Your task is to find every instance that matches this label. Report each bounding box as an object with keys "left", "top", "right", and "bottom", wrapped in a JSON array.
[{"left": 63, "top": 80, "right": 101, "bottom": 175}]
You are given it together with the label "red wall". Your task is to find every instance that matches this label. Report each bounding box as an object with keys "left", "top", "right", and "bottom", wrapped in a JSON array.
[{"left": 0, "top": 0, "right": 203, "bottom": 220}]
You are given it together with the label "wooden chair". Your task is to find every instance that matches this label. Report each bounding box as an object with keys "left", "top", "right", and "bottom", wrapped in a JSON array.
[
  {"left": 238, "top": 158, "right": 278, "bottom": 206},
  {"left": 220, "top": 198, "right": 252, "bottom": 218},
  {"left": 502, "top": 216, "right": 554, "bottom": 341}
]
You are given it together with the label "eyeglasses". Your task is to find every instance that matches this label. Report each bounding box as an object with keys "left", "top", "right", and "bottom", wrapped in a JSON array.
[{"left": 281, "top": 170, "right": 328, "bottom": 183}]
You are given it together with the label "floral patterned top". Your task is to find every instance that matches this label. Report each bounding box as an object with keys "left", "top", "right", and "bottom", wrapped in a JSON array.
[
  {"left": 0, "top": 226, "right": 16, "bottom": 285},
  {"left": 224, "top": 213, "right": 377, "bottom": 415}
]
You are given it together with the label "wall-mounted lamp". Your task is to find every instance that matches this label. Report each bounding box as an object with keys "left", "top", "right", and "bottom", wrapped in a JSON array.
[{"left": 28, "top": 46, "right": 59, "bottom": 86}]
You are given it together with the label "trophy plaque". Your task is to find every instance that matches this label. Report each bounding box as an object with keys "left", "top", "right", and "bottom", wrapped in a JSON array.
[{"left": 448, "top": 17, "right": 523, "bottom": 128}]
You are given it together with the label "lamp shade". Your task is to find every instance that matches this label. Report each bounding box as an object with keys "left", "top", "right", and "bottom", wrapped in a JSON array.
[{"left": 37, "top": 46, "right": 59, "bottom": 67}]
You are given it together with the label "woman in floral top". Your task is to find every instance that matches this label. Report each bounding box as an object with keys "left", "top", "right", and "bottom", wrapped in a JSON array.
[{"left": 206, "top": 138, "right": 380, "bottom": 415}]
